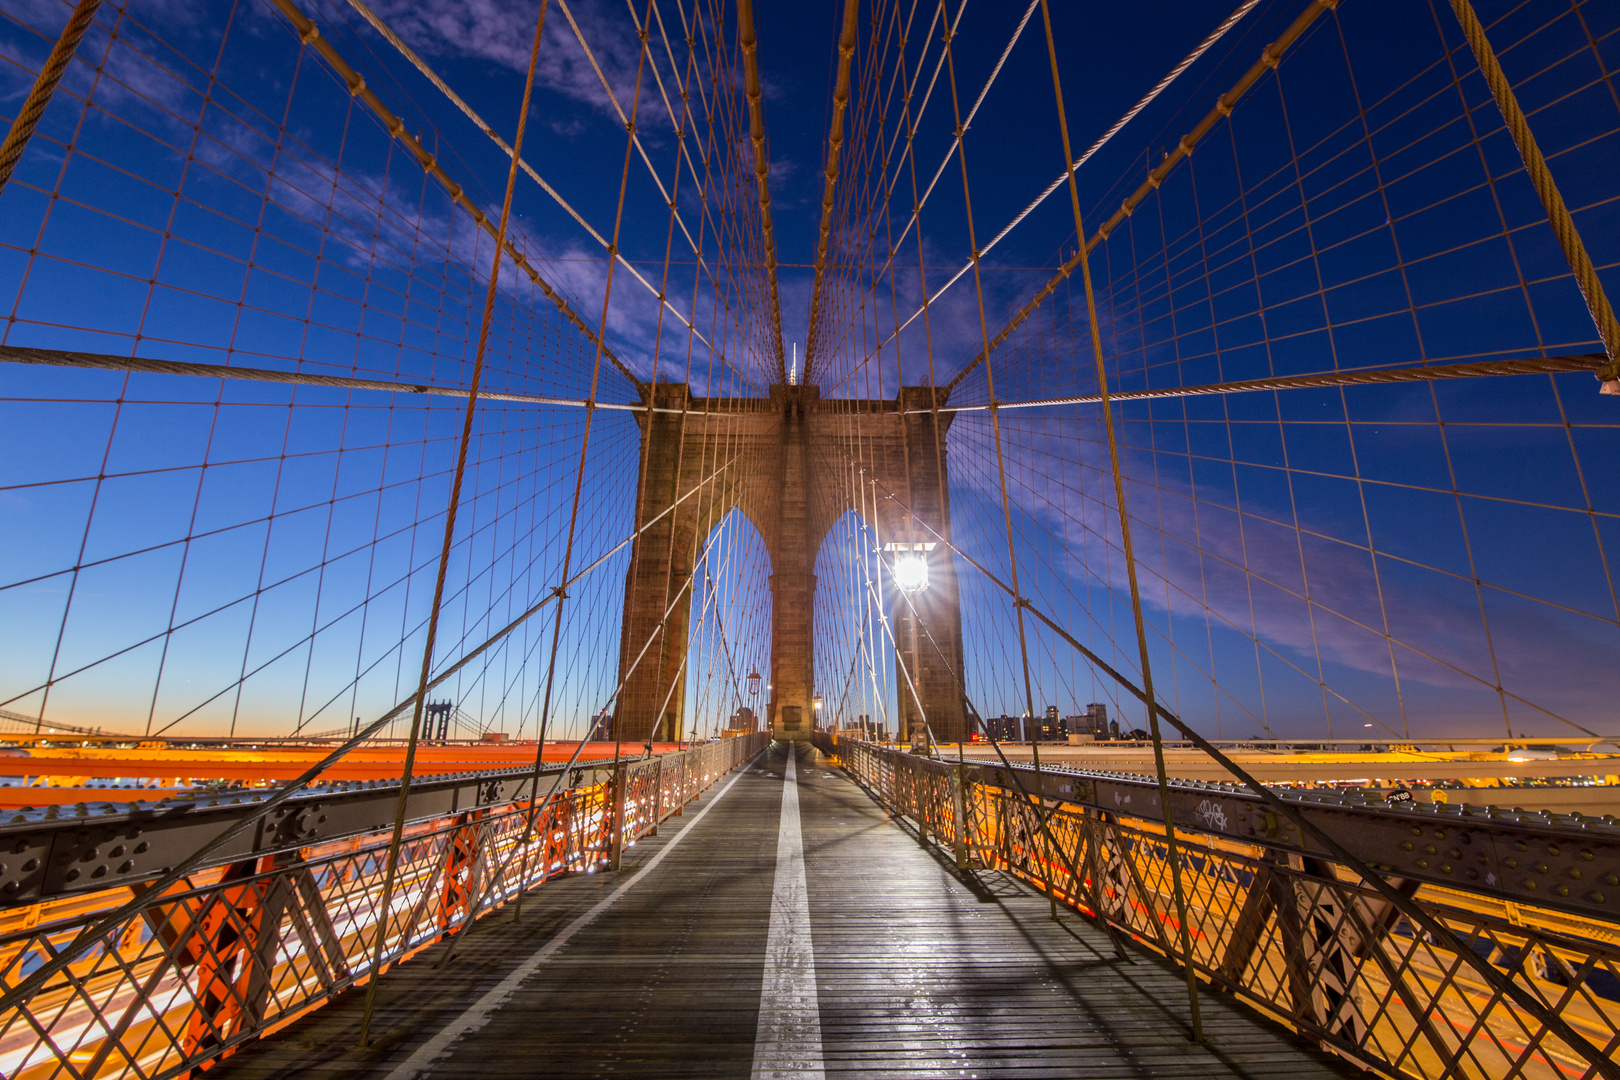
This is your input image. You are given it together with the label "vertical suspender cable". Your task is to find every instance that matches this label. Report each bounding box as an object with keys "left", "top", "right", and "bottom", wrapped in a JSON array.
[
  {"left": 356, "top": 0, "right": 550, "bottom": 1047},
  {"left": 529, "top": 0, "right": 653, "bottom": 894},
  {"left": 936, "top": 0, "right": 1061, "bottom": 916},
  {"left": 1037, "top": 0, "right": 1205, "bottom": 1039}
]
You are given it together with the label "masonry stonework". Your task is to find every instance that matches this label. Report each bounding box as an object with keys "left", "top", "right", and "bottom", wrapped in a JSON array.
[{"left": 613, "top": 383, "right": 966, "bottom": 745}]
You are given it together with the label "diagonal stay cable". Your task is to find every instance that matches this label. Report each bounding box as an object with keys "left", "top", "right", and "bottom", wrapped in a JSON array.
[
  {"left": 267, "top": 0, "right": 643, "bottom": 391},
  {"left": 0, "top": 0, "right": 105, "bottom": 196},
  {"left": 861, "top": 472, "right": 1620, "bottom": 1080},
  {"left": 887, "top": 0, "right": 1261, "bottom": 354},
  {"left": 825, "top": 452, "right": 1109, "bottom": 941},
  {"left": 828, "top": 0, "right": 1260, "bottom": 395},
  {"left": 878, "top": 559, "right": 1130, "bottom": 957},
  {"left": 548, "top": 0, "right": 722, "bottom": 320},
  {"left": 810, "top": 0, "right": 1012, "bottom": 383},
  {"left": 945, "top": 0, "right": 1336, "bottom": 394},
  {"left": 432, "top": 512, "right": 738, "bottom": 964},
  {"left": 0, "top": 445, "right": 750, "bottom": 1019},
  {"left": 336, "top": 0, "right": 758, "bottom": 394},
  {"left": 358, "top": 6, "right": 549, "bottom": 1042}
]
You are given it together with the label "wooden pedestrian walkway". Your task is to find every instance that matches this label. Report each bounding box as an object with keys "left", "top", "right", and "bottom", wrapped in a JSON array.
[{"left": 214, "top": 742, "right": 1358, "bottom": 1079}]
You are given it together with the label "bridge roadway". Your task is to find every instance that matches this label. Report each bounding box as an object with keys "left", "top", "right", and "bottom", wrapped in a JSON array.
[{"left": 214, "top": 743, "right": 1357, "bottom": 1079}]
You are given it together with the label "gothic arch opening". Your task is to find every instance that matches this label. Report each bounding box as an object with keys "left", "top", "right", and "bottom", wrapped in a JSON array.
[
  {"left": 680, "top": 508, "right": 773, "bottom": 742},
  {"left": 812, "top": 508, "right": 899, "bottom": 741}
]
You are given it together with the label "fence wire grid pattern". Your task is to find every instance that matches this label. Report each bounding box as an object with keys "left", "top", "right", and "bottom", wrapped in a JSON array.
[
  {"left": 0, "top": 734, "right": 766, "bottom": 1080},
  {"left": 821, "top": 734, "right": 1620, "bottom": 1080}
]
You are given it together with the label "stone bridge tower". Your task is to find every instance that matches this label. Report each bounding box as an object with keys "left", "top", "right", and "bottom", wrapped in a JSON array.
[{"left": 613, "top": 382, "right": 966, "bottom": 745}]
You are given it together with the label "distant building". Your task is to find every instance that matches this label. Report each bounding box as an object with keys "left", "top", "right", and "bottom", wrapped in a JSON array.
[
  {"left": 985, "top": 714, "right": 1023, "bottom": 742},
  {"left": 839, "top": 713, "right": 886, "bottom": 741},
  {"left": 1068, "top": 703, "right": 1110, "bottom": 738},
  {"left": 1032, "top": 708, "right": 1066, "bottom": 742},
  {"left": 726, "top": 706, "right": 759, "bottom": 734}
]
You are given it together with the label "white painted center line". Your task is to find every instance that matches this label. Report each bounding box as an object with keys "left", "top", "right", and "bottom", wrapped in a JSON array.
[
  {"left": 383, "top": 760, "right": 757, "bottom": 1080},
  {"left": 752, "top": 742, "right": 826, "bottom": 1080}
]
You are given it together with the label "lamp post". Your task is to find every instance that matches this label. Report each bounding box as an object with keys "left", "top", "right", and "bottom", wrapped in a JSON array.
[
  {"left": 812, "top": 694, "right": 823, "bottom": 730},
  {"left": 747, "top": 669, "right": 761, "bottom": 698},
  {"left": 884, "top": 542, "right": 934, "bottom": 751}
]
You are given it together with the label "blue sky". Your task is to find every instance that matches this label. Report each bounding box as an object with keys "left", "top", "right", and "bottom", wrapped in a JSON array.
[{"left": 1, "top": 0, "right": 1616, "bottom": 742}]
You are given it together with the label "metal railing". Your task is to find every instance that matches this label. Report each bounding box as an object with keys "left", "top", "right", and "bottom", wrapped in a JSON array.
[
  {"left": 0, "top": 732, "right": 767, "bottom": 1079},
  {"left": 816, "top": 733, "right": 1620, "bottom": 1080}
]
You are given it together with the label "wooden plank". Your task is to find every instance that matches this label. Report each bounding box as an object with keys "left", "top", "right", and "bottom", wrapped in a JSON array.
[{"left": 213, "top": 745, "right": 1359, "bottom": 1079}]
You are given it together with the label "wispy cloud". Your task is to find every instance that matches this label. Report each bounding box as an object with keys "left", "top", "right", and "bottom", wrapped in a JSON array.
[
  {"left": 364, "top": 0, "right": 689, "bottom": 130},
  {"left": 948, "top": 413, "right": 1620, "bottom": 734}
]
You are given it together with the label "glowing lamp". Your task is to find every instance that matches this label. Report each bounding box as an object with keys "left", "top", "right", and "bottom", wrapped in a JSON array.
[
  {"left": 884, "top": 541, "right": 935, "bottom": 592},
  {"left": 893, "top": 553, "right": 928, "bottom": 591}
]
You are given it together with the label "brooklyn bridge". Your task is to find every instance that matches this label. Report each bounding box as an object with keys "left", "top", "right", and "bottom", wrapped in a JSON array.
[{"left": 1, "top": 0, "right": 1618, "bottom": 1076}]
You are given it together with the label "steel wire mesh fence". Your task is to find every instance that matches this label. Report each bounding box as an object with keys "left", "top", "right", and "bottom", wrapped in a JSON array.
[
  {"left": 820, "top": 732, "right": 1620, "bottom": 1080},
  {"left": 0, "top": 732, "right": 765, "bottom": 1080}
]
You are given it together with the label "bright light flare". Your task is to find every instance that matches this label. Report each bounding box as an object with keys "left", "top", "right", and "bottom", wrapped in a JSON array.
[{"left": 892, "top": 553, "right": 928, "bottom": 592}]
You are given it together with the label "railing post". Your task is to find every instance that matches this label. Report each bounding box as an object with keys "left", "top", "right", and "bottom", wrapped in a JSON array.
[
  {"left": 609, "top": 761, "right": 628, "bottom": 871},
  {"left": 437, "top": 809, "right": 487, "bottom": 936},
  {"left": 1272, "top": 853, "right": 1317, "bottom": 1030},
  {"left": 649, "top": 756, "right": 664, "bottom": 836},
  {"left": 952, "top": 763, "right": 969, "bottom": 870}
]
